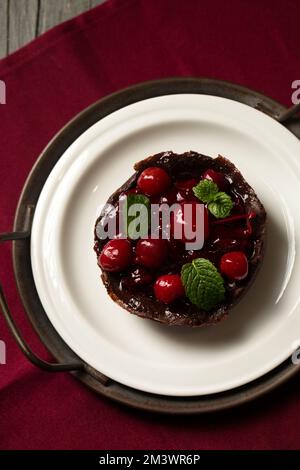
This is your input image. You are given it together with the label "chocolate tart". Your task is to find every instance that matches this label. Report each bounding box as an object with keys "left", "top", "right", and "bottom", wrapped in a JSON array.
[{"left": 94, "top": 151, "right": 267, "bottom": 327}]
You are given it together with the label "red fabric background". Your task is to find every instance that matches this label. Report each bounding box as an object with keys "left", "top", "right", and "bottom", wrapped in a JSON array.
[{"left": 0, "top": 0, "right": 300, "bottom": 450}]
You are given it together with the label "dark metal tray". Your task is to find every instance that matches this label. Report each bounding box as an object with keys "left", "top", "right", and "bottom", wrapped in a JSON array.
[{"left": 1, "top": 78, "right": 300, "bottom": 414}]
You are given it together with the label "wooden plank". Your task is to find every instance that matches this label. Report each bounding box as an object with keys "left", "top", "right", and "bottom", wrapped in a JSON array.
[
  {"left": 8, "top": 0, "right": 39, "bottom": 55},
  {"left": 0, "top": 0, "right": 8, "bottom": 59},
  {"left": 90, "top": 0, "right": 106, "bottom": 7},
  {"left": 2, "top": 0, "right": 107, "bottom": 60},
  {"left": 38, "top": 0, "right": 91, "bottom": 34}
]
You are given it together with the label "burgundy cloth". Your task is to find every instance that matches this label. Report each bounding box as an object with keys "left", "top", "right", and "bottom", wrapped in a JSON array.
[{"left": 0, "top": 0, "right": 299, "bottom": 450}]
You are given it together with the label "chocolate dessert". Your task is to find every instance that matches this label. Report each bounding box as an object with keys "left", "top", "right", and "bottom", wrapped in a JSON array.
[{"left": 94, "top": 151, "right": 267, "bottom": 326}]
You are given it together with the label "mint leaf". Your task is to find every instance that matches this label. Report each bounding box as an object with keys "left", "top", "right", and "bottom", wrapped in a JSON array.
[
  {"left": 181, "top": 258, "right": 225, "bottom": 311},
  {"left": 193, "top": 179, "right": 233, "bottom": 219},
  {"left": 126, "top": 193, "right": 150, "bottom": 208},
  {"left": 193, "top": 179, "right": 218, "bottom": 203},
  {"left": 124, "top": 193, "right": 150, "bottom": 239},
  {"left": 208, "top": 192, "right": 233, "bottom": 218}
]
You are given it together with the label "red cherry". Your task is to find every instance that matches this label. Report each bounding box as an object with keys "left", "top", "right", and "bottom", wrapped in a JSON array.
[
  {"left": 171, "top": 201, "right": 209, "bottom": 243},
  {"left": 154, "top": 274, "right": 185, "bottom": 304},
  {"left": 135, "top": 238, "right": 168, "bottom": 268},
  {"left": 220, "top": 251, "right": 248, "bottom": 280},
  {"left": 98, "top": 239, "right": 132, "bottom": 272},
  {"left": 202, "top": 169, "right": 229, "bottom": 191},
  {"left": 137, "top": 167, "right": 171, "bottom": 197}
]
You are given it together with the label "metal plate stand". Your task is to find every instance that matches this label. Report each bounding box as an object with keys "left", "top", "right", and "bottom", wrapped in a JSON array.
[{"left": 1, "top": 78, "right": 300, "bottom": 414}]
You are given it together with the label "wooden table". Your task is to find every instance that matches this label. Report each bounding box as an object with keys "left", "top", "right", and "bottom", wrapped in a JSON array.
[{"left": 0, "top": 0, "right": 105, "bottom": 59}]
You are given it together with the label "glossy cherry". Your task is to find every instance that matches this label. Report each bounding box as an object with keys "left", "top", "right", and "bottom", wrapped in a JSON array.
[
  {"left": 137, "top": 167, "right": 171, "bottom": 197},
  {"left": 171, "top": 201, "right": 209, "bottom": 243},
  {"left": 202, "top": 168, "right": 229, "bottom": 191},
  {"left": 98, "top": 239, "right": 132, "bottom": 272},
  {"left": 135, "top": 238, "right": 168, "bottom": 268},
  {"left": 154, "top": 274, "right": 185, "bottom": 304},
  {"left": 220, "top": 251, "right": 248, "bottom": 281}
]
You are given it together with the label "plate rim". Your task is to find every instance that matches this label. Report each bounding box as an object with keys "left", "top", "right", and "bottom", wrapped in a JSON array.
[
  {"left": 12, "top": 77, "right": 300, "bottom": 413},
  {"left": 30, "top": 93, "right": 300, "bottom": 396}
]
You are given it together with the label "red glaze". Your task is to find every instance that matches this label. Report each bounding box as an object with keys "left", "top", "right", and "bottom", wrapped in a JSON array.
[
  {"left": 211, "top": 226, "right": 251, "bottom": 240},
  {"left": 121, "top": 267, "right": 153, "bottom": 289},
  {"left": 202, "top": 168, "right": 229, "bottom": 191},
  {"left": 212, "top": 212, "right": 255, "bottom": 225},
  {"left": 159, "top": 187, "right": 198, "bottom": 205},
  {"left": 137, "top": 167, "right": 171, "bottom": 197},
  {"left": 175, "top": 178, "right": 199, "bottom": 199},
  {"left": 168, "top": 238, "right": 186, "bottom": 261},
  {"left": 98, "top": 239, "right": 132, "bottom": 272},
  {"left": 154, "top": 274, "right": 185, "bottom": 304},
  {"left": 135, "top": 238, "right": 168, "bottom": 268},
  {"left": 211, "top": 212, "right": 256, "bottom": 238},
  {"left": 220, "top": 251, "right": 248, "bottom": 280},
  {"left": 159, "top": 187, "right": 182, "bottom": 205},
  {"left": 210, "top": 237, "right": 250, "bottom": 254},
  {"left": 175, "top": 178, "right": 198, "bottom": 191},
  {"left": 127, "top": 187, "right": 140, "bottom": 195},
  {"left": 171, "top": 201, "right": 209, "bottom": 242}
]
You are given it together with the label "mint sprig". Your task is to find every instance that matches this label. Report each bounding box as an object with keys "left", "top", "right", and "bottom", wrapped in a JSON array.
[
  {"left": 181, "top": 258, "right": 225, "bottom": 311},
  {"left": 208, "top": 192, "right": 233, "bottom": 219},
  {"left": 124, "top": 193, "right": 150, "bottom": 239},
  {"left": 193, "top": 179, "right": 218, "bottom": 203},
  {"left": 192, "top": 179, "right": 233, "bottom": 219}
]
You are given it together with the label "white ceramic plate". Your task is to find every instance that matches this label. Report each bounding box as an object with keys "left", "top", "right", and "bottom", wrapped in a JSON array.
[{"left": 31, "top": 94, "right": 300, "bottom": 396}]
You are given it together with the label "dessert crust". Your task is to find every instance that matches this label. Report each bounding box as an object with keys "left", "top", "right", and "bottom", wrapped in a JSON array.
[{"left": 95, "top": 151, "right": 267, "bottom": 327}]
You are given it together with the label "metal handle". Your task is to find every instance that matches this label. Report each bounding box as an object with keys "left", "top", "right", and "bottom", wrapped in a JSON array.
[
  {"left": 0, "top": 283, "right": 84, "bottom": 372},
  {"left": 0, "top": 206, "right": 94, "bottom": 375},
  {"left": 276, "top": 102, "right": 300, "bottom": 123}
]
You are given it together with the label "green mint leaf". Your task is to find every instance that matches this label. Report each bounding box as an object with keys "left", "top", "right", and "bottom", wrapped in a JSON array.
[
  {"left": 124, "top": 193, "right": 150, "bottom": 239},
  {"left": 193, "top": 179, "right": 234, "bottom": 219},
  {"left": 181, "top": 258, "right": 225, "bottom": 311},
  {"left": 208, "top": 192, "right": 233, "bottom": 218},
  {"left": 193, "top": 179, "right": 218, "bottom": 203}
]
